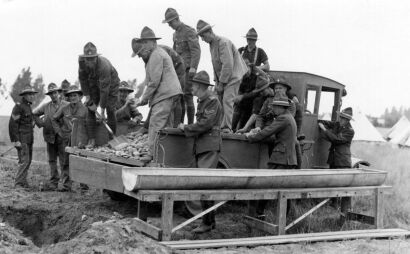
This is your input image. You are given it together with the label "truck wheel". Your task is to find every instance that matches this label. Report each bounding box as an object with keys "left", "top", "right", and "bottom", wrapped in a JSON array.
[{"left": 104, "top": 189, "right": 130, "bottom": 201}]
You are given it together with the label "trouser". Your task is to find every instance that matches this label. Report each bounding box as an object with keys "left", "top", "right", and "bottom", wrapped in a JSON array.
[
  {"left": 173, "top": 95, "right": 183, "bottom": 128},
  {"left": 232, "top": 105, "right": 252, "bottom": 132},
  {"left": 296, "top": 141, "right": 302, "bottom": 169},
  {"left": 218, "top": 80, "right": 240, "bottom": 131},
  {"left": 196, "top": 150, "right": 220, "bottom": 226},
  {"left": 148, "top": 96, "right": 178, "bottom": 155},
  {"left": 46, "top": 136, "right": 65, "bottom": 186},
  {"left": 255, "top": 164, "right": 296, "bottom": 216},
  {"left": 181, "top": 69, "right": 195, "bottom": 124},
  {"left": 61, "top": 137, "right": 72, "bottom": 189},
  {"left": 15, "top": 143, "right": 33, "bottom": 185},
  {"left": 87, "top": 84, "right": 119, "bottom": 139}
]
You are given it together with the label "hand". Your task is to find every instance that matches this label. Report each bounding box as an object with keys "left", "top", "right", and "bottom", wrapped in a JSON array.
[
  {"left": 188, "top": 67, "right": 196, "bottom": 78},
  {"left": 250, "top": 127, "right": 261, "bottom": 134},
  {"left": 235, "top": 128, "right": 247, "bottom": 134},
  {"left": 216, "top": 82, "right": 225, "bottom": 95},
  {"left": 100, "top": 108, "right": 106, "bottom": 121},
  {"left": 84, "top": 95, "right": 91, "bottom": 106},
  {"left": 318, "top": 123, "right": 326, "bottom": 131},
  {"left": 245, "top": 132, "right": 254, "bottom": 138},
  {"left": 177, "top": 123, "right": 185, "bottom": 131},
  {"left": 233, "top": 95, "right": 243, "bottom": 104},
  {"left": 14, "top": 141, "right": 21, "bottom": 148}
]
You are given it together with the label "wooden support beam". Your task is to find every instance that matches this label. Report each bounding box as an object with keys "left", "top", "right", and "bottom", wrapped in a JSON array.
[
  {"left": 132, "top": 218, "right": 162, "bottom": 240},
  {"left": 242, "top": 215, "right": 278, "bottom": 234},
  {"left": 346, "top": 212, "right": 375, "bottom": 225},
  {"left": 285, "top": 198, "right": 329, "bottom": 231},
  {"left": 172, "top": 201, "right": 227, "bottom": 233},
  {"left": 161, "top": 193, "right": 174, "bottom": 241},
  {"left": 375, "top": 188, "right": 384, "bottom": 228},
  {"left": 276, "top": 191, "right": 287, "bottom": 235}
]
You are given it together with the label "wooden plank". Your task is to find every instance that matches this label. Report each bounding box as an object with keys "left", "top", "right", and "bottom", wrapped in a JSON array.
[
  {"left": 133, "top": 218, "right": 162, "bottom": 240},
  {"left": 375, "top": 188, "right": 384, "bottom": 228},
  {"left": 110, "top": 156, "right": 145, "bottom": 167},
  {"left": 79, "top": 150, "right": 110, "bottom": 160},
  {"left": 163, "top": 228, "right": 409, "bottom": 245},
  {"left": 133, "top": 186, "right": 392, "bottom": 202},
  {"left": 172, "top": 201, "right": 227, "bottom": 233},
  {"left": 285, "top": 198, "right": 330, "bottom": 231},
  {"left": 276, "top": 192, "right": 287, "bottom": 235},
  {"left": 163, "top": 229, "right": 410, "bottom": 249},
  {"left": 242, "top": 215, "right": 278, "bottom": 234},
  {"left": 346, "top": 212, "right": 375, "bottom": 225},
  {"left": 161, "top": 193, "right": 174, "bottom": 241}
]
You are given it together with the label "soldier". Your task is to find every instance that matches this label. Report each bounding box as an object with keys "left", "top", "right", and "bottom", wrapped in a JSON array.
[
  {"left": 52, "top": 85, "right": 89, "bottom": 191},
  {"left": 163, "top": 7, "right": 201, "bottom": 124},
  {"left": 238, "top": 28, "right": 270, "bottom": 71},
  {"left": 33, "top": 83, "right": 69, "bottom": 190},
  {"left": 177, "top": 71, "right": 222, "bottom": 233},
  {"left": 78, "top": 42, "right": 120, "bottom": 147},
  {"left": 60, "top": 79, "right": 71, "bottom": 101},
  {"left": 135, "top": 26, "right": 183, "bottom": 158},
  {"left": 318, "top": 107, "right": 355, "bottom": 169},
  {"left": 131, "top": 38, "right": 184, "bottom": 128},
  {"left": 8, "top": 85, "right": 38, "bottom": 188},
  {"left": 196, "top": 20, "right": 248, "bottom": 133},
  {"left": 115, "top": 81, "right": 142, "bottom": 124},
  {"left": 246, "top": 95, "right": 297, "bottom": 218}
]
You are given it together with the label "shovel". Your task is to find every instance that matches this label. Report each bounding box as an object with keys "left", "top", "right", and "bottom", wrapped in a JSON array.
[
  {"left": 0, "top": 146, "right": 15, "bottom": 157},
  {"left": 94, "top": 111, "right": 130, "bottom": 150}
]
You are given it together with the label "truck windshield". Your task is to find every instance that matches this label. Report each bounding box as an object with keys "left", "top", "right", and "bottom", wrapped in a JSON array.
[{"left": 318, "top": 88, "right": 339, "bottom": 121}]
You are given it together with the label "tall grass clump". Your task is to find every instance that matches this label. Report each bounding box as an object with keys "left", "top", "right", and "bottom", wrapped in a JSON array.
[{"left": 352, "top": 141, "right": 410, "bottom": 229}]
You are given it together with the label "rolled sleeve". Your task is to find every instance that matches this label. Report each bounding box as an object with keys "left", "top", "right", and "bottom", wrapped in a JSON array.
[
  {"left": 187, "top": 31, "right": 201, "bottom": 69},
  {"left": 218, "top": 41, "right": 233, "bottom": 83},
  {"left": 142, "top": 51, "right": 163, "bottom": 103}
]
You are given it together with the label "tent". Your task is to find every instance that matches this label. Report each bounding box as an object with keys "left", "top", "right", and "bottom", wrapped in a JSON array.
[
  {"left": 384, "top": 116, "right": 410, "bottom": 141},
  {"left": 350, "top": 111, "right": 385, "bottom": 142}
]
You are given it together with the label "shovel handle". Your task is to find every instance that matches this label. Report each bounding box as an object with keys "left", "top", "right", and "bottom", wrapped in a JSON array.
[{"left": 94, "top": 111, "right": 114, "bottom": 135}]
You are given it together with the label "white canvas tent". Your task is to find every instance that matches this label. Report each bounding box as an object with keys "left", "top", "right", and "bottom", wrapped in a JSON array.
[
  {"left": 384, "top": 116, "right": 410, "bottom": 141},
  {"left": 350, "top": 111, "right": 385, "bottom": 142}
]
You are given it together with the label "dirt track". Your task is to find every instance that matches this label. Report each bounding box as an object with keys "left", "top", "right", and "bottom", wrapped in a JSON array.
[{"left": 1, "top": 157, "right": 410, "bottom": 254}]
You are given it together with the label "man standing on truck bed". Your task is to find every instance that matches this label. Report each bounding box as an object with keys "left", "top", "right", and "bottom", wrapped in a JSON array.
[
  {"left": 178, "top": 71, "right": 222, "bottom": 234},
  {"left": 8, "top": 85, "right": 38, "bottom": 188},
  {"left": 135, "top": 26, "right": 183, "bottom": 159},
  {"left": 163, "top": 7, "right": 200, "bottom": 124},
  {"left": 33, "top": 83, "right": 69, "bottom": 191},
  {"left": 318, "top": 107, "right": 355, "bottom": 169},
  {"left": 246, "top": 95, "right": 297, "bottom": 219},
  {"left": 196, "top": 19, "right": 248, "bottom": 133},
  {"left": 78, "top": 42, "right": 120, "bottom": 148}
]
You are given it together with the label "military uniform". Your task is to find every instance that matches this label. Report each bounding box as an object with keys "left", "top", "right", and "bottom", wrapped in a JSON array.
[
  {"left": 115, "top": 98, "right": 142, "bottom": 123},
  {"left": 319, "top": 120, "right": 355, "bottom": 168},
  {"left": 9, "top": 98, "right": 35, "bottom": 186},
  {"left": 52, "top": 91, "right": 88, "bottom": 190},
  {"left": 34, "top": 97, "right": 69, "bottom": 188},
  {"left": 173, "top": 22, "right": 201, "bottom": 124},
  {"left": 79, "top": 43, "right": 120, "bottom": 139}
]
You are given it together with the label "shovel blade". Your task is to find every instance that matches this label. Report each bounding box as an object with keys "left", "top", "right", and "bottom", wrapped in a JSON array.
[{"left": 108, "top": 135, "right": 130, "bottom": 150}]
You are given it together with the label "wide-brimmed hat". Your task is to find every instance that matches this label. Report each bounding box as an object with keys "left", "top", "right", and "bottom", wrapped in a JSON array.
[
  {"left": 271, "top": 95, "right": 290, "bottom": 107},
  {"left": 131, "top": 38, "right": 144, "bottom": 57},
  {"left": 61, "top": 80, "right": 71, "bottom": 92},
  {"left": 119, "top": 81, "right": 134, "bottom": 92},
  {"left": 338, "top": 107, "right": 353, "bottom": 120},
  {"left": 244, "top": 28, "right": 258, "bottom": 40},
  {"left": 192, "top": 71, "right": 214, "bottom": 86},
  {"left": 135, "top": 27, "right": 162, "bottom": 43},
  {"left": 269, "top": 76, "right": 292, "bottom": 91},
  {"left": 162, "top": 8, "right": 179, "bottom": 23},
  {"left": 45, "top": 83, "right": 62, "bottom": 95},
  {"left": 65, "top": 85, "right": 83, "bottom": 96},
  {"left": 19, "top": 85, "right": 38, "bottom": 96},
  {"left": 252, "top": 75, "right": 271, "bottom": 93},
  {"left": 196, "top": 20, "right": 214, "bottom": 36},
  {"left": 80, "top": 42, "right": 100, "bottom": 58}
]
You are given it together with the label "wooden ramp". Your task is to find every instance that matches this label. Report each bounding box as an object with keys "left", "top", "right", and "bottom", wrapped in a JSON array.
[{"left": 162, "top": 228, "right": 410, "bottom": 250}]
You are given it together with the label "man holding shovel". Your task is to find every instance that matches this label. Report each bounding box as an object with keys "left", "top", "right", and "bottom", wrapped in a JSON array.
[
  {"left": 135, "top": 26, "right": 183, "bottom": 159},
  {"left": 78, "top": 42, "right": 120, "bottom": 148}
]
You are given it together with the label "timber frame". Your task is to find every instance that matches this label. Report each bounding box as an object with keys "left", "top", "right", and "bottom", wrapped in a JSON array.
[{"left": 124, "top": 185, "right": 391, "bottom": 241}]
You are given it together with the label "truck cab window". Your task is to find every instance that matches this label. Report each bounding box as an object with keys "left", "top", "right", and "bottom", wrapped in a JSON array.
[
  {"left": 305, "top": 87, "right": 319, "bottom": 114},
  {"left": 318, "top": 88, "right": 339, "bottom": 121}
]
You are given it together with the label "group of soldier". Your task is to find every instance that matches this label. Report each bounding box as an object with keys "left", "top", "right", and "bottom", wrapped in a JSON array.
[{"left": 7, "top": 7, "right": 355, "bottom": 234}]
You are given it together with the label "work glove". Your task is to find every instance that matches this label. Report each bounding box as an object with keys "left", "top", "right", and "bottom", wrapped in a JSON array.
[{"left": 188, "top": 67, "right": 196, "bottom": 79}]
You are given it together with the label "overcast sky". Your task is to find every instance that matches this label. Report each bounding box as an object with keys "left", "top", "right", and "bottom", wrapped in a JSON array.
[{"left": 1, "top": 0, "right": 410, "bottom": 116}]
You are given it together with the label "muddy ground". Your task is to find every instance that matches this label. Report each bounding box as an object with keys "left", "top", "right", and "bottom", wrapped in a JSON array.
[{"left": 0, "top": 157, "right": 409, "bottom": 254}]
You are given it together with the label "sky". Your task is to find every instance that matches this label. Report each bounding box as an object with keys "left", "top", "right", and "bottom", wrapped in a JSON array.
[{"left": 1, "top": 0, "right": 410, "bottom": 116}]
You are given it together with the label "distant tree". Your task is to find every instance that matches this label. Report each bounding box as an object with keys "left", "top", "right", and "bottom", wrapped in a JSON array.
[
  {"left": 0, "top": 78, "right": 8, "bottom": 99},
  {"left": 10, "top": 67, "right": 45, "bottom": 108}
]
